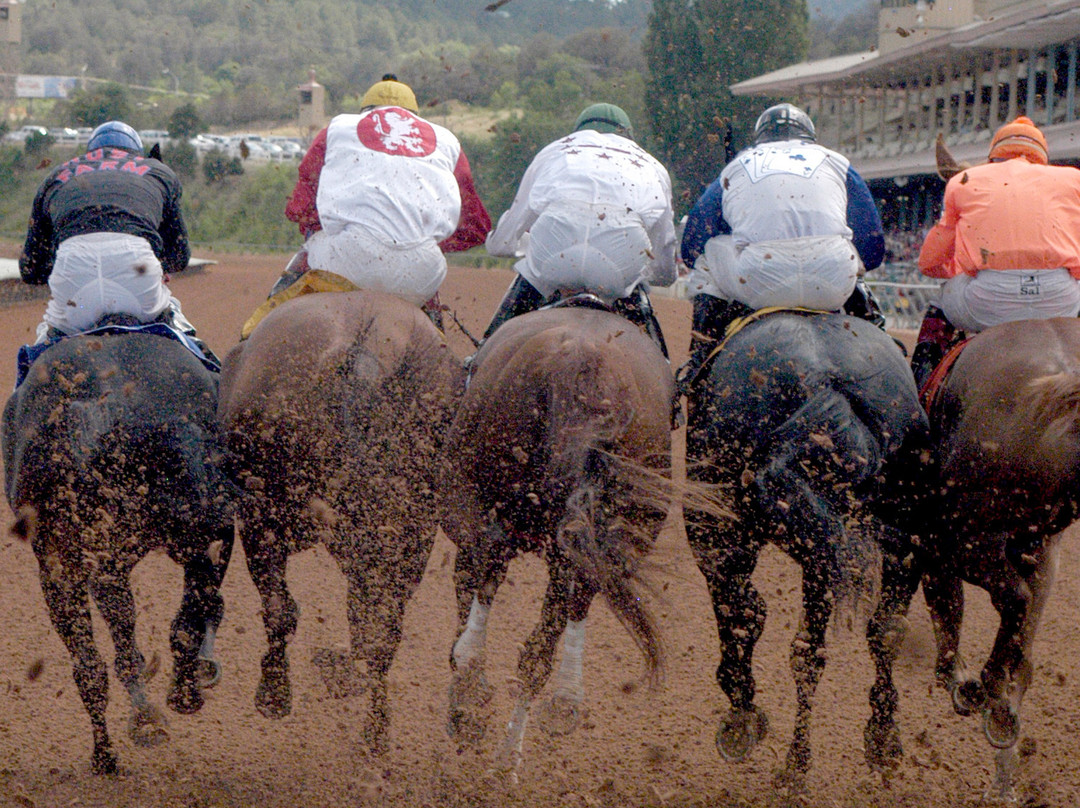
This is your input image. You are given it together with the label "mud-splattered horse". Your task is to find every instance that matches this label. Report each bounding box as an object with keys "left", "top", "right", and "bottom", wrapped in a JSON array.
[
  {"left": 2, "top": 332, "right": 235, "bottom": 774},
  {"left": 218, "top": 289, "right": 462, "bottom": 753},
  {"left": 683, "top": 311, "right": 930, "bottom": 789},
  {"left": 442, "top": 306, "right": 676, "bottom": 778},
  {"left": 918, "top": 317, "right": 1080, "bottom": 801}
]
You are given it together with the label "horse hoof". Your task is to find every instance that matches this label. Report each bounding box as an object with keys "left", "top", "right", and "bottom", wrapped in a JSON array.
[
  {"left": 715, "top": 706, "right": 768, "bottom": 762},
  {"left": 983, "top": 702, "right": 1020, "bottom": 749},
  {"left": 864, "top": 719, "right": 903, "bottom": 772},
  {"left": 91, "top": 745, "right": 119, "bottom": 776},
  {"left": 255, "top": 674, "right": 292, "bottom": 719},
  {"left": 950, "top": 678, "right": 986, "bottom": 717},
  {"left": 535, "top": 694, "right": 586, "bottom": 737},
  {"left": 196, "top": 656, "right": 222, "bottom": 689},
  {"left": 167, "top": 680, "right": 205, "bottom": 715},
  {"left": 447, "top": 666, "right": 494, "bottom": 745},
  {"left": 128, "top": 705, "right": 169, "bottom": 748}
]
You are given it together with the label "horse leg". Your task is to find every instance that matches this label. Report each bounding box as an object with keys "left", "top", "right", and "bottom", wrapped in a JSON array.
[
  {"left": 922, "top": 568, "right": 982, "bottom": 715},
  {"left": 535, "top": 613, "right": 588, "bottom": 738},
  {"left": 167, "top": 528, "right": 233, "bottom": 714},
  {"left": 39, "top": 563, "right": 117, "bottom": 775},
  {"left": 984, "top": 535, "right": 1058, "bottom": 803},
  {"left": 447, "top": 524, "right": 511, "bottom": 745},
  {"left": 88, "top": 567, "right": 169, "bottom": 750},
  {"left": 685, "top": 523, "right": 768, "bottom": 764},
  {"left": 777, "top": 563, "right": 834, "bottom": 791},
  {"left": 196, "top": 524, "right": 234, "bottom": 689},
  {"left": 341, "top": 528, "right": 433, "bottom": 757},
  {"left": 864, "top": 541, "right": 921, "bottom": 773},
  {"left": 244, "top": 526, "right": 298, "bottom": 719},
  {"left": 496, "top": 554, "right": 583, "bottom": 779}
]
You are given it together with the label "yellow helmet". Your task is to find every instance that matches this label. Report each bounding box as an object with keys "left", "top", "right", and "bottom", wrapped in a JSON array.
[{"left": 360, "top": 73, "right": 419, "bottom": 113}]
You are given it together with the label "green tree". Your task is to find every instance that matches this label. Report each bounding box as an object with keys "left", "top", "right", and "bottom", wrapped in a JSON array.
[
  {"left": 66, "top": 83, "right": 134, "bottom": 128},
  {"left": 168, "top": 103, "right": 204, "bottom": 139},
  {"left": 644, "top": 0, "right": 809, "bottom": 210}
]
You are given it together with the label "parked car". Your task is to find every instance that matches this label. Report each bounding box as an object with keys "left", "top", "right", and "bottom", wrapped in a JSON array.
[
  {"left": 5, "top": 125, "right": 48, "bottom": 144},
  {"left": 138, "top": 129, "right": 171, "bottom": 145}
]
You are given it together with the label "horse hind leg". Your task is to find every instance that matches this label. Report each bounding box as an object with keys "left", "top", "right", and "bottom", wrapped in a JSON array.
[
  {"left": 864, "top": 540, "right": 921, "bottom": 774},
  {"left": 167, "top": 526, "right": 234, "bottom": 714},
  {"left": 244, "top": 527, "right": 298, "bottom": 719},
  {"left": 39, "top": 564, "right": 117, "bottom": 774},
  {"left": 89, "top": 567, "right": 170, "bottom": 751},
  {"left": 534, "top": 615, "right": 588, "bottom": 737},
  {"left": 497, "top": 557, "right": 580, "bottom": 781},
  {"left": 923, "top": 570, "right": 983, "bottom": 715},
  {"left": 447, "top": 526, "right": 510, "bottom": 747}
]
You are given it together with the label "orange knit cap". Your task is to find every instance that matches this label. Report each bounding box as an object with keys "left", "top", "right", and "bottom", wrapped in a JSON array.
[{"left": 988, "top": 116, "right": 1048, "bottom": 164}]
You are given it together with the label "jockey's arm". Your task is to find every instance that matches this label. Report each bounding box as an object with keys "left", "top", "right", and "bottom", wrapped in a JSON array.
[
  {"left": 19, "top": 185, "right": 55, "bottom": 284},
  {"left": 845, "top": 167, "right": 885, "bottom": 271},
  {"left": 680, "top": 177, "right": 728, "bottom": 267},
  {"left": 439, "top": 150, "right": 492, "bottom": 253},
  {"left": 285, "top": 128, "right": 327, "bottom": 238}
]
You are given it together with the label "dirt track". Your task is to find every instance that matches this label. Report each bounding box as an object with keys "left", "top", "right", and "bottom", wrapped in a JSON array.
[{"left": 1, "top": 250, "right": 1079, "bottom": 807}]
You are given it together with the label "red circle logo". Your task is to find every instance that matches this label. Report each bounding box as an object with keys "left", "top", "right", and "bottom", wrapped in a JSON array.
[{"left": 356, "top": 108, "right": 436, "bottom": 157}]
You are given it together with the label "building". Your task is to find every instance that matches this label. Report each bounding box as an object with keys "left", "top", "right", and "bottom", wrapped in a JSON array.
[{"left": 730, "top": 0, "right": 1080, "bottom": 241}]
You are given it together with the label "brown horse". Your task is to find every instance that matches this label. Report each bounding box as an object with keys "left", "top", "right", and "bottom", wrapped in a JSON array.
[
  {"left": 218, "top": 289, "right": 463, "bottom": 753},
  {"left": 3, "top": 331, "right": 235, "bottom": 774},
  {"left": 442, "top": 306, "right": 675, "bottom": 779},
  {"left": 919, "top": 317, "right": 1080, "bottom": 801}
]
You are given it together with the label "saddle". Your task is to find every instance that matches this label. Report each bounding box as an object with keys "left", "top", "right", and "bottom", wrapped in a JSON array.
[
  {"left": 241, "top": 268, "right": 360, "bottom": 339},
  {"left": 15, "top": 318, "right": 221, "bottom": 389}
]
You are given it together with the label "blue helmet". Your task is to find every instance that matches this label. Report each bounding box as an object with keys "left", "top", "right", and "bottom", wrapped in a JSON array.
[{"left": 87, "top": 121, "right": 143, "bottom": 153}]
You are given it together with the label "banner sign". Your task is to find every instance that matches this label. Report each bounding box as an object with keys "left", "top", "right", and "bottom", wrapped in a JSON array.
[{"left": 15, "top": 75, "right": 80, "bottom": 99}]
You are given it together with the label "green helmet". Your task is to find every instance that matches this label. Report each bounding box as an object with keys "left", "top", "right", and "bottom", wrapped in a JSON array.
[{"left": 573, "top": 103, "right": 633, "bottom": 140}]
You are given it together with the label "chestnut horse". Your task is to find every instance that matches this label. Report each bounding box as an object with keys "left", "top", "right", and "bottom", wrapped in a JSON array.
[
  {"left": 218, "top": 289, "right": 462, "bottom": 754},
  {"left": 919, "top": 317, "right": 1080, "bottom": 801},
  {"left": 683, "top": 311, "right": 931, "bottom": 790},
  {"left": 2, "top": 331, "right": 235, "bottom": 774},
  {"left": 443, "top": 306, "right": 675, "bottom": 779}
]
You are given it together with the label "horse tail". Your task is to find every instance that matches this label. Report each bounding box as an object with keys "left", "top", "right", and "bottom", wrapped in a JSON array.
[
  {"left": 1023, "top": 371, "right": 1080, "bottom": 451},
  {"left": 756, "top": 389, "right": 883, "bottom": 619},
  {"left": 545, "top": 352, "right": 669, "bottom": 682}
]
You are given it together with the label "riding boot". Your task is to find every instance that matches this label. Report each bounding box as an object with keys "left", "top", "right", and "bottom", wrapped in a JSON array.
[
  {"left": 844, "top": 278, "right": 888, "bottom": 331},
  {"left": 269, "top": 248, "right": 311, "bottom": 298},
  {"left": 910, "top": 304, "right": 956, "bottom": 390},
  {"left": 675, "top": 294, "right": 742, "bottom": 396},
  {"left": 422, "top": 293, "right": 445, "bottom": 331},
  {"left": 615, "top": 283, "right": 669, "bottom": 359},
  {"left": 465, "top": 275, "right": 546, "bottom": 369}
]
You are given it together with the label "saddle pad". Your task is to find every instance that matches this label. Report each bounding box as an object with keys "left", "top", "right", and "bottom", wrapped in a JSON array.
[
  {"left": 15, "top": 321, "right": 219, "bottom": 389},
  {"left": 918, "top": 337, "right": 972, "bottom": 414},
  {"left": 241, "top": 269, "right": 360, "bottom": 339}
]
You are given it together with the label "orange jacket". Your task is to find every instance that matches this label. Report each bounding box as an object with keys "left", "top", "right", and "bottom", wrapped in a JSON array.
[{"left": 919, "top": 158, "right": 1080, "bottom": 279}]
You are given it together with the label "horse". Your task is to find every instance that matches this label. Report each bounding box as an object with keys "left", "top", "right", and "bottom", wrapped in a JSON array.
[
  {"left": 2, "top": 330, "right": 235, "bottom": 775},
  {"left": 917, "top": 317, "right": 1080, "bottom": 801},
  {"left": 217, "top": 288, "right": 463, "bottom": 754},
  {"left": 683, "top": 311, "right": 931, "bottom": 790},
  {"left": 442, "top": 305, "right": 677, "bottom": 779}
]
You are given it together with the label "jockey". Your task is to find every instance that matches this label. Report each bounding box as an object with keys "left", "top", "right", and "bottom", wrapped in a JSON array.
[
  {"left": 911, "top": 115, "right": 1080, "bottom": 387},
  {"left": 281, "top": 74, "right": 491, "bottom": 326},
  {"left": 18, "top": 120, "right": 215, "bottom": 362},
  {"left": 476, "top": 103, "right": 678, "bottom": 358},
  {"left": 679, "top": 103, "right": 887, "bottom": 383}
]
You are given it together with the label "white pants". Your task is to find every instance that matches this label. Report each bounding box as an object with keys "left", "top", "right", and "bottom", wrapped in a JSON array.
[
  {"left": 518, "top": 201, "right": 652, "bottom": 302},
  {"left": 939, "top": 268, "right": 1080, "bottom": 333},
  {"left": 695, "top": 234, "right": 859, "bottom": 311},
  {"left": 38, "top": 232, "right": 175, "bottom": 341},
  {"left": 305, "top": 225, "right": 445, "bottom": 306}
]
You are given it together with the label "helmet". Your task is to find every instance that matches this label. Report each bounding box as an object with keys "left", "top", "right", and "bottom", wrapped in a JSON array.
[
  {"left": 360, "top": 73, "right": 419, "bottom": 113},
  {"left": 573, "top": 103, "right": 634, "bottom": 140},
  {"left": 989, "top": 115, "right": 1048, "bottom": 164},
  {"left": 753, "top": 103, "right": 816, "bottom": 145},
  {"left": 87, "top": 121, "right": 143, "bottom": 153}
]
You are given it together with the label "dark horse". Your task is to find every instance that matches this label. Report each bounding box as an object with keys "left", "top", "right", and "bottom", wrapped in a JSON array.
[
  {"left": 443, "top": 306, "right": 676, "bottom": 779},
  {"left": 684, "top": 311, "right": 930, "bottom": 789},
  {"left": 917, "top": 317, "right": 1080, "bottom": 801},
  {"left": 218, "top": 289, "right": 462, "bottom": 753},
  {"left": 2, "top": 331, "right": 235, "bottom": 774}
]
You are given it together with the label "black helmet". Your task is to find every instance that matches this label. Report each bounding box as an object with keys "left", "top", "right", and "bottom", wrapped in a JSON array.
[{"left": 753, "top": 103, "right": 816, "bottom": 145}]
